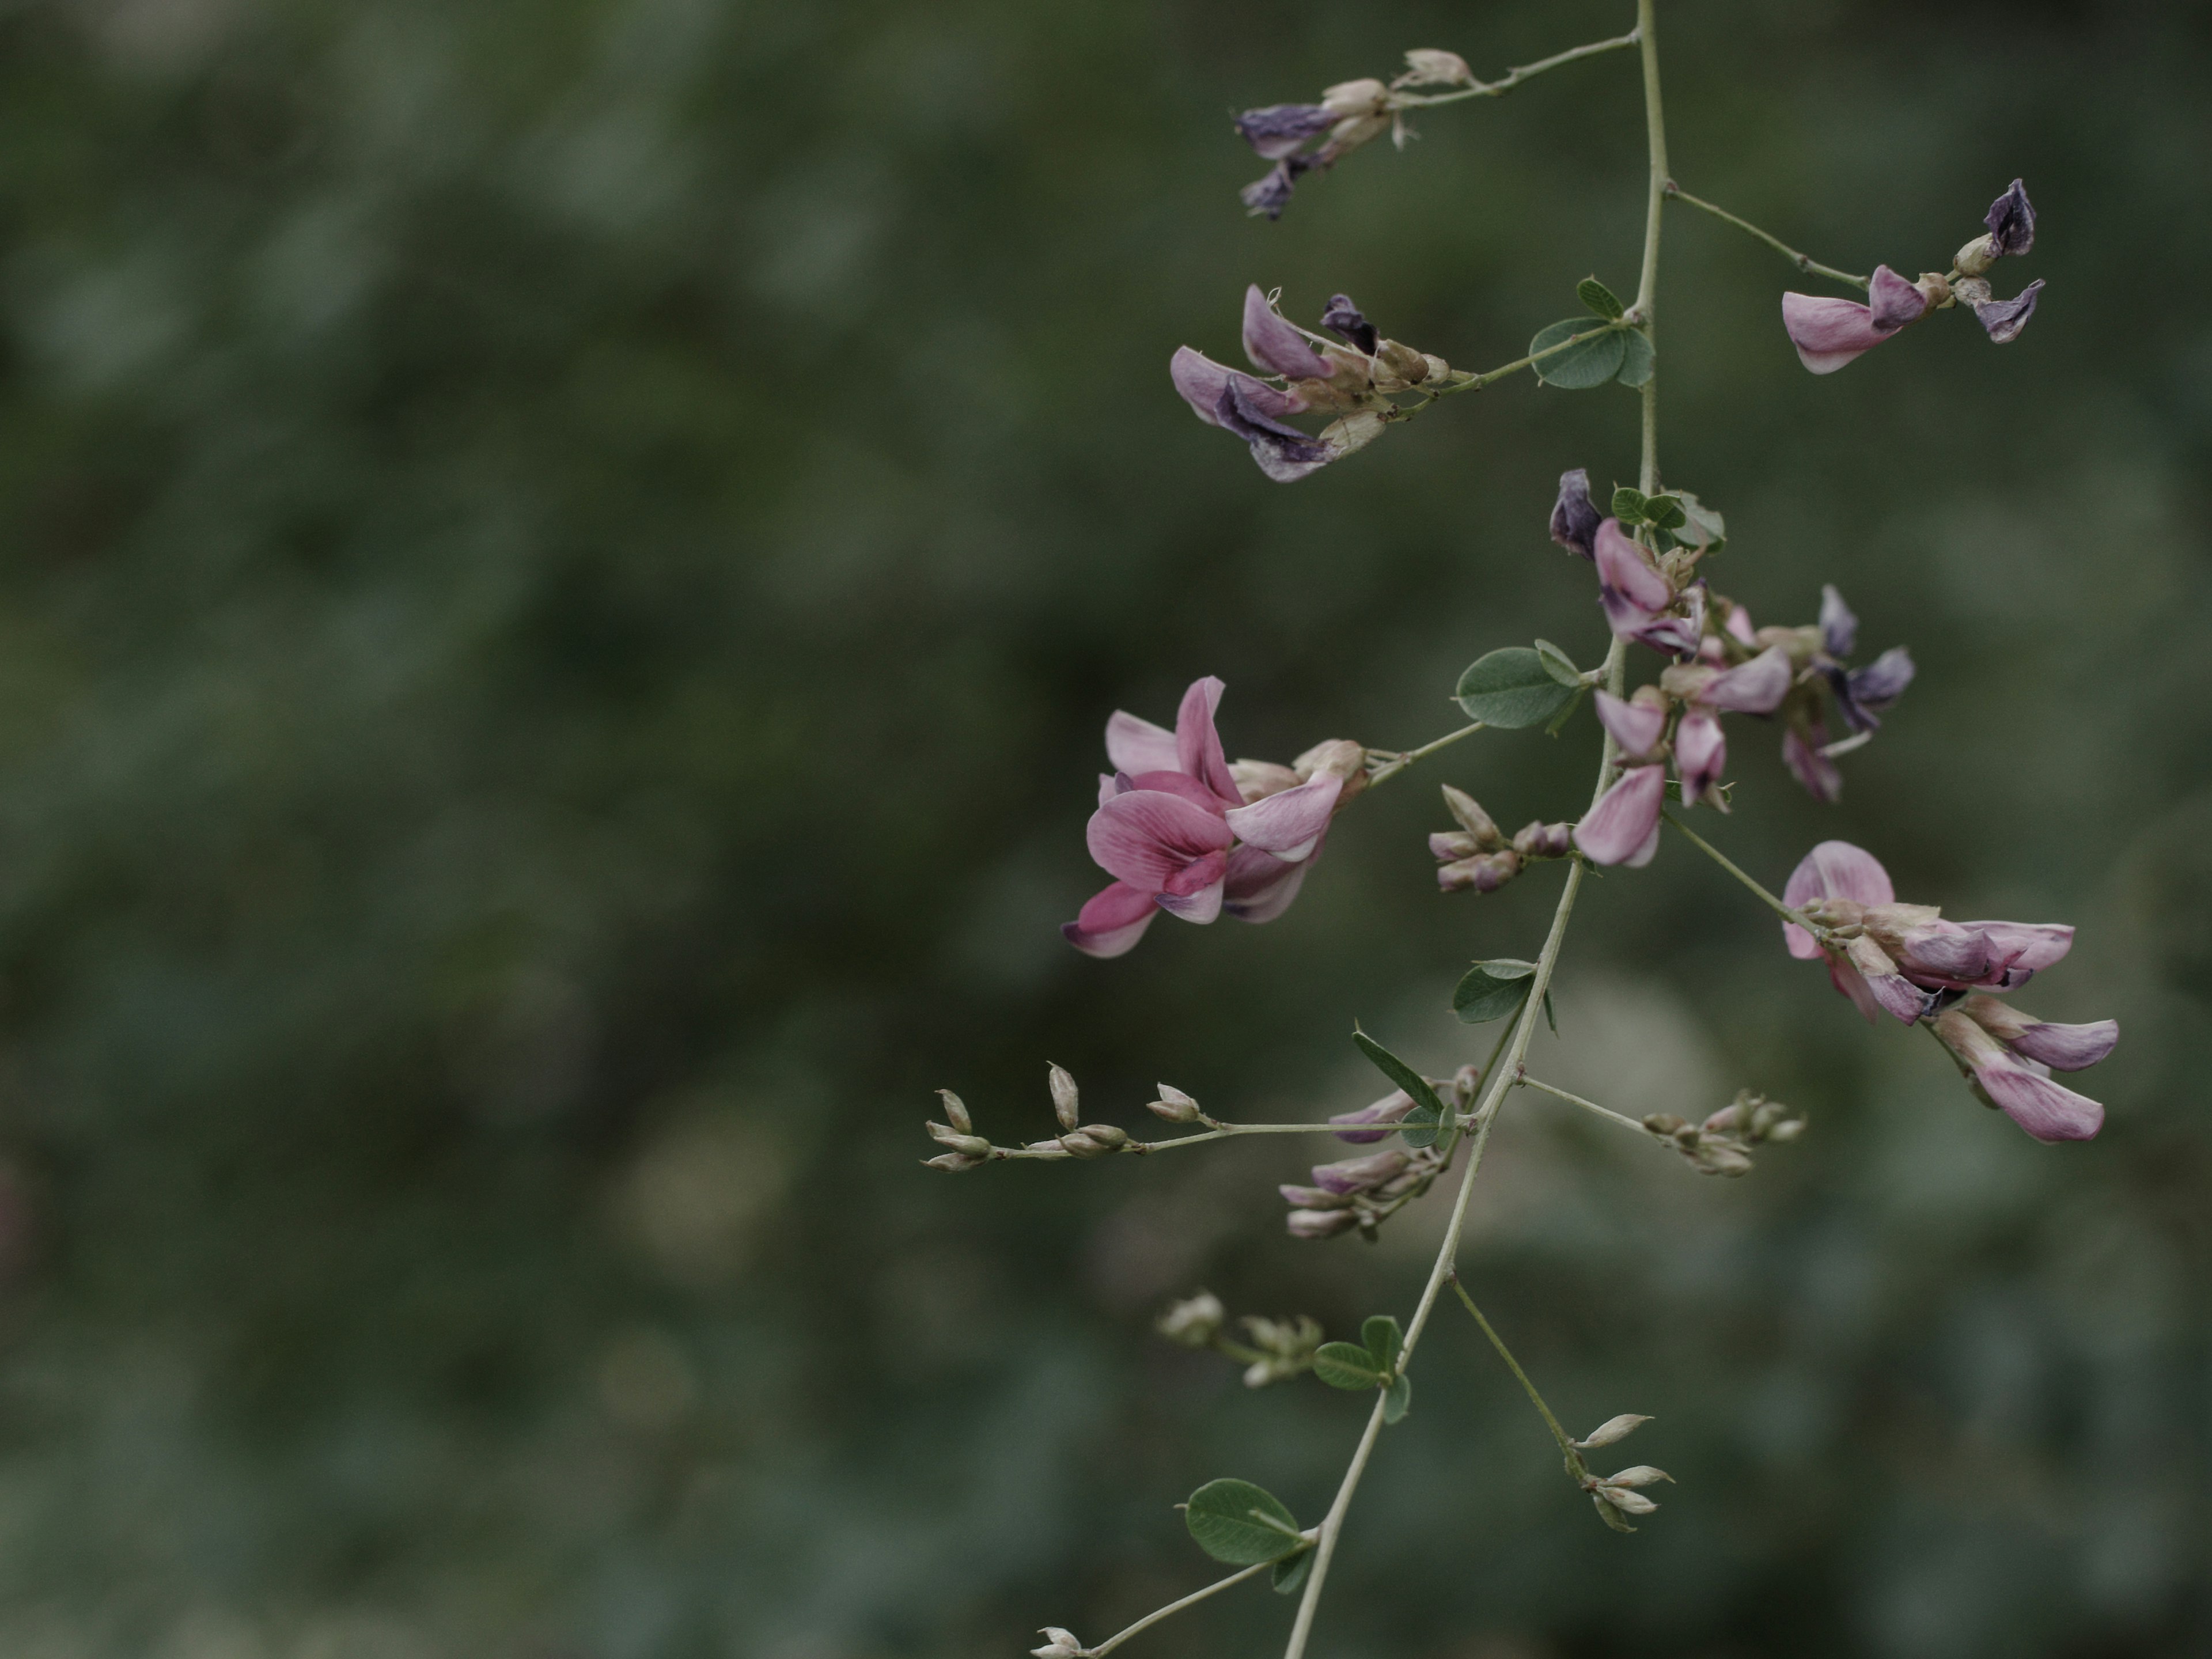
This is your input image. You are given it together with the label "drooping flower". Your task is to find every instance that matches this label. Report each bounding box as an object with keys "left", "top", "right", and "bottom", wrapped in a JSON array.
[
  {"left": 1573, "top": 761, "right": 1666, "bottom": 868},
  {"left": 1550, "top": 468, "right": 1602, "bottom": 558},
  {"left": 1968, "top": 278, "right": 2043, "bottom": 344},
  {"left": 1929, "top": 1004, "right": 2105, "bottom": 1143},
  {"left": 1065, "top": 676, "right": 1363, "bottom": 957},
  {"left": 1234, "top": 79, "right": 1395, "bottom": 219},
  {"left": 1781, "top": 265, "right": 1934, "bottom": 375}
]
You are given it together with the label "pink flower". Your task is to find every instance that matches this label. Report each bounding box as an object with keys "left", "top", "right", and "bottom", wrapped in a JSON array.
[
  {"left": 1573, "top": 763, "right": 1665, "bottom": 868},
  {"left": 1930, "top": 1004, "right": 2106, "bottom": 1143},
  {"left": 1781, "top": 266, "right": 1931, "bottom": 375},
  {"left": 1594, "top": 518, "right": 1702, "bottom": 655},
  {"left": 1064, "top": 677, "right": 1359, "bottom": 957}
]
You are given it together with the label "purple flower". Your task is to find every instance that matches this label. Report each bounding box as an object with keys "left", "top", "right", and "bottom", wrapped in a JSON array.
[
  {"left": 1233, "top": 80, "right": 1393, "bottom": 219},
  {"left": 1330, "top": 1089, "right": 1416, "bottom": 1144},
  {"left": 1674, "top": 710, "right": 1726, "bottom": 806},
  {"left": 1930, "top": 1005, "right": 2104, "bottom": 1143},
  {"left": 1286, "top": 1207, "right": 1360, "bottom": 1239},
  {"left": 1956, "top": 992, "right": 2117, "bottom": 1073},
  {"left": 1065, "top": 677, "right": 1359, "bottom": 957},
  {"left": 1573, "top": 764, "right": 1665, "bottom": 868},
  {"left": 1972, "top": 278, "right": 2043, "bottom": 344},
  {"left": 1309, "top": 1148, "right": 1409, "bottom": 1196},
  {"left": 1984, "top": 178, "right": 2036, "bottom": 259},
  {"left": 1782, "top": 722, "right": 1843, "bottom": 805},
  {"left": 1594, "top": 518, "right": 1702, "bottom": 653},
  {"left": 1781, "top": 266, "right": 1931, "bottom": 375},
  {"left": 1550, "top": 469, "right": 1601, "bottom": 558},
  {"left": 1235, "top": 104, "right": 1338, "bottom": 161}
]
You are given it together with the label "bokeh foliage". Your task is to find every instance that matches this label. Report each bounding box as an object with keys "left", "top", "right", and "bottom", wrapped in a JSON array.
[{"left": 0, "top": 0, "right": 2207, "bottom": 1655}]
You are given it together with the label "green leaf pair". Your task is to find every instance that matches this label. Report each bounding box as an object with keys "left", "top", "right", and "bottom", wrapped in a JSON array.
[
  {"left": 1530, "top": 278, "right": 1652, "bottom": 391},
  {"left": 1453, "top": 959, "right": 1558, "bottom": 1033},
  {"left": 1184, "top": 1478, "right": 1315, "bottom": 1592},
  {"left": 1456, "top": 644, "right": 1581, "bottom": 731},
  {"left": 1311, "top": 1315, "right": 1413, "bottom": 1424}
]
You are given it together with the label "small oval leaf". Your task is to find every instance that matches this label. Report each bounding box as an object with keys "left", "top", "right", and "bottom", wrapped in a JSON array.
[
  {"left": 1312, "top": 1342, "right": 1386, "bottom": 1390},
  {"left": 1453, "top": 959, "right": 1537, "bottom": 1024},
  {"left": 1271, "top": 1548, "right": 1314, "bottom": 1595},
  {"left": 1185, "top": 1479, "right": 1305, "bottom": 1565},
  {"left": 1382, "top": 1372, "right": 1413, "bottom": 1425},
  {"left": 1362, "top": 1315, "right": 1403, "bottom": 1373},
  {"left": 1532, "top": 638, "right": 1582, "bottom": 687},
  {"left": 1575, "top": 276, "right": 1626, "bottom": 320},
  {"left": 1529, "top": 318, "right": 1626, "bottom": 389},
  {"left": 1616, "top": 327, "right": 1655, "bottom": 387},
  {"left": 1456, "top": 647, "right": 1577, "bottom": 729}
]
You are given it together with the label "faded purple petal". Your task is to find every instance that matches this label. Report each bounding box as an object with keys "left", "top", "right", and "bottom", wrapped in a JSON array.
[
  {"left": 1550, "top": 468, "right": 1601, "bottom": 558},
  {"left": 1782, "top": 726, "right": 1842, "bottom": 803},
  {"left": 1311, "top": 1149, "right": 1408, "bottom": 1195},
  {"left": 1984, "top": 178, "right": 2035, "bottom": 258},
  {"left": 1960, "top": 920, "right": 2074, "bottom": 982},
  {"left": 1087, "top": 789, "right": 1234, "bottom": 890},
  {"left": 1593, "top": 691, "right": 1666, "bottom": 759},
  {"left": 1278, "top": 1184, "right": 1350, "bottom": 1209},
  {"left": 1286, "top": 1207, "right": 1359, "bottom": 1238},
  {"left": 1974, "top": 279, "right": 2043, "bottom": 344},
  {"left": 1223, "top": 772, "right": 1342, "bottom": 861},
  {"left": 1868, "top": 264, "right": 1929, "bottom": 329},
  {"left": 1105, "top": 710, "right": 1180, "bottom": 775},
  {"left": 1235, "top": 103, "right": 1338, "bottom": 161},
  {"left": 1222, "top": 843, "right": 1313, "bottom": 923},
  {"left": 1980, "top": 1062, "right": 2104, "bottom": 1142},
  {"left": 1172, "top": 677, "right": 1243, "bottom": 806},
  {"left": 1063, "top": 880, "right": 1160, "bottom": 959},
  {"left": 2009, "top": 1018, "right": 2119, "bottom": 1071},
  {"left": 1819, "top": 584, "right": 1858, "bottom": 658},
  {"left": 1594, "top": 517, "right": 1672, "bottom": 616},
  {"left": 1218, "top": 380, "right": 1334, "bottom": 482},
  {"left": 1574, "top": 765, "right": 1665, "bottom": 868},
  {"left": 1242, "top": 284, "right": 1328, "bottom": 379},
  {"left": 1172, "top": 349, "right": 1305, "bottom": 429},
  {"left": 1240, "top": 161, "right": 1301, "bottom": 221},
  {"left": 1848, "top": 647, "right": 1915, "bottom": 711},
  {"left": 1675, "top": 710, "right": 1726, "bottom": 805},
  {"left": 1783, "top": 840, "right": 1895, "bottom": 958},
  {"left": 1331, "top": 1090, "right": 1415, "bottom": 1144},
  {"left": 1320, "top": 294, "right": 1378, "bottom": 357},
  {"left": 1702, "top": 645, "right": 1793, "bottom": 714}
]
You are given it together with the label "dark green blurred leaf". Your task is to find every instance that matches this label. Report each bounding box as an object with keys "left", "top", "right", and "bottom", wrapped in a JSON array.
[
  {"left": 1529, "top": 318, "right": 1626, "bottom": 388},
  {"left": 1456, "top": 648, "right": 1577, "bottom": 729},
  {"left": 1351, "top": 1029, "right": 1449, "bottom": 1124},
  {"left": 1644, "top": 494, "right": 1687, "bottom": 531},
  {"left": 1362, "top": 1315, "right": 1403, "bottom": 1372},
  {"left": 1611, "top": 486, "right": 1649, "bottom": 520},
  {"left": 1185, "top": 1480, "right": 1304, "bottom": 1564},
  {"left": 1382, "top": 1373, "right": 1413, "bottom": 1425},
  {"left": 1271, "top": 1549, "right": 1314, "bottom": 1596},
  {"left": 1454, "top": 959, "right": 1537, "bottom": 1024},
  {"left": 1616, "top": 327, "right": 1656, "bottom": 387},
  {"left": 1533, "top": 638, "right": 1582, "bottom": 687},
  {"left": 1313, "top": 1342, "right": 1386, "bottom": 1390}
]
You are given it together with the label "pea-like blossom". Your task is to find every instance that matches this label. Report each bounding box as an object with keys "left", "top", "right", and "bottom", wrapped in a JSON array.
[
  {"left": 1593, "top": 518, "right": 1702, "bottom": 654},
  {"left": 1780, "top": 841, "right": 2115, "bottom": 1141},
  {"left": 1550, "top": 468, "right": 1603, "bottom": 558},
  {"left": 1781, "top": 265, "right": 1933, "bottom": 375},
  {"left": 1234, "top": 78, "right": 1394, "bottom": 219},
  {"left": 1064, "top": 676, "right": 1363, "bottom": 957}
]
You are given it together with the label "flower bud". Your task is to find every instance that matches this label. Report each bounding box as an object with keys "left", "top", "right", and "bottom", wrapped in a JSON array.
[
  {"left": 1430, "top": 830, "right": 1484, "bottom": 861},
  {"left": 1954, "top": 233, "right": 1998, "bottom": 276},
  {"left": 1440, "top": 785, "right": 1505, "bottom": 848},
  {"left": 1438, "top": 849, "right": 1520, "bottom": 893},
  {"left": 1156, "top": 1291, "right": 1226, "bottom": 1348},
  {"left": 1278, "top": 1184, "right": 1353, "bottom": 1210},
  {"left": 1592, "top": 1483, "right": 1658, "bottom": 1516},
  {"left": 935, "top": 1089, "right": 972, "bottom": 1134},
  {"left": 1048, "top": 1063, "right": 1080, "bottom": 1131},
  {"left": 1311, "top": 1149, "right": 1408, "bottom": 1195},
  {"left": 1032, "top": 1628, "right": 1085, "bottom": 1659},
  {"left": 926, "top": 1122, "right": 991, "bottom": 1157},
  {"left": 1059, "top": 1124, "right": 1126, "bottom": 1157},
  {"left": 1286, "top": 1207, "right": 1360, "bottom": 1240},
  {"left": 1573, "top": 1412, "right": 1652, "bottom": 1450},
  {"left": 923, "top": 1151, "right": 986, "bottom": 1172},
  {"left": 1513, "top": 820, "right": 1575, "bottom": 860},
  {"left": 1147, "top": 1084, "right": 1203, "bottom": 1123},
  {"left": 1600, "top": 1464, "right": 1674, "bottom": 1488},
  {"left": 1399, "top": 47, "right": 1475, "bottom": 87}
]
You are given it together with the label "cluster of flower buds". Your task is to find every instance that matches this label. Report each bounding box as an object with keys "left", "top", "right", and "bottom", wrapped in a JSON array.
[
  {"left": 1066, "top": 673, "right": 1366, "bottom": 956},
  {"left": 1031, "top": 1627, "right": 1085, "bottom": 1658},
  {"left": 1236, "top": 1314, "right": 1325, "bottom": 1388},
  {"left": 1032, "top": 1064, "right": 1131, "bottom": 1158},
  {"left": 1171, "top": 287, "right": 1450, "bottom": 483},
  {"left": 1782, "top": 179, "right": 2042, "bottom": 374},
  {"left": 921, "top": 1089, "right": 991, "bottom": 1171},
  {"left": 1785, "top": 842, "right": 2118, "bottom": 1142},
  {"left": 1232, "top": 50, "right": 1474, "bottom": 219},
  {"left": 1547, "top": 472, "right": 1914, "bottom": 861},
  {"left": 1429, "top": 785, "right": 1573, "bottom": 894},
  {"left": 922, "top": 1067, "right": 1160, "bottom": 1169},
  {"left": 1567, "top": 1412, "right": 1671, "bottom": 1532},
  {"left": 1155, "top": 1290, "right": 1226, "bottom": 1348},
  {"left": 1281, "top": 1066, "right": 1479, "bottom": 1238},
  {"left": 1642, "top": 1089, "right": 1805, "bottom": 1177}
]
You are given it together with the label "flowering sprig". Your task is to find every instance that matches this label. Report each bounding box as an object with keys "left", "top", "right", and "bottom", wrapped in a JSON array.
[{"left": 933, "top": 8, "right": 2085, "bottom": 1657}]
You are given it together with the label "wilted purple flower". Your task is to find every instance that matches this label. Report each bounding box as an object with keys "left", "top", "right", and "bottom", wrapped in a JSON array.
[
  {"left": 1330, "top": 1089, "right": 1416, "bottom": 1144},
  {"left": 1066, "top": 677, "right": 1358, "bottom": 957},
  {"left": 1550, "top": 469, "right": 1602, "bottom": 558},
  {"left": 1984, "top": 178, "right": 2036, "bottom": 259},
  {"left": 1233, "top": 79, "right": 1394, "bottom": 219},
  {"left": 1171, "top": 344, "right": 1335, "bottom": 483},
  {"left": 1781, "top": 266, "right": 1931, "bottom": 375},
  {"left": 1972, "top": 278, "right": 2043, "bottom": 344},
  {"left": 1236, "top": 104, "right": 1338, "bottom": 160}
]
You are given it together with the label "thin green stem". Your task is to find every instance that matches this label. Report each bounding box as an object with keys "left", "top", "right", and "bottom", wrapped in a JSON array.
[
  {"left": 1365, "top": 722, "right": 1484, "bottom": 787},
  {"left": 1396, "top": 29, "right": 1641, "bottom": 107},
  {"left": 1660, "top": 810, "right": 1819, "bottom": 931},
  {"left": 1517, "top": 1073, "right": 1647, "bottom": 1136},
  {"left": 1664, "top": 182, "right": 1869, "bottom": 291},
  {"left": 1425, "top": 323, "right": 1626, "bottom": 403},
  {"left": 1447, "top": 1275, "right": 1584, "bottom": 1470},
  {"left": 1082, "top": 1559, "right": 1274, "bottom": 1656},
  {"left": 980, "top": 1119, "right": 1452, "bottom": 1161}
]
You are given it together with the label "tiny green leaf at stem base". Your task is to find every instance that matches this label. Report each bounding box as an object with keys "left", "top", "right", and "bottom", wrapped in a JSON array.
[
  {"left": 1381, "top": 1373, "right": 1412, "bottom": 1425},
  {"left": 1575, "top": 276, "right": 1626, "bottom": 319},
  {"left": 1271, "top": 1550, "right": 1314, "bottom": 1596},
  {"left": 1361, "top": 1315, "right": 1403, "bottom": 1372}
]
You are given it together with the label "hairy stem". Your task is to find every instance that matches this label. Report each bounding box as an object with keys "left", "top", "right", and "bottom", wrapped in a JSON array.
[
  {"left": 1366, "top": 721, "right": 1485, "bottom": 787},
  {"left": 1661, "top": 810, "right": 1818, "bottom": 931},
  {"left": 1517, "top": 1073, "right": 1649, "bottom": 1135},
  {"left": 1084, "top": 1559, "right": 1274, "bottom": 1656},
  {"left": 1664, "top": 182, "right": 1870, "bottom": 290},
  {"left": 1448, "top": 1275, "right": 1584, "bottom": 1469},
  {"left": 1398, "top": 29, "right": 1642, "bottom": 107}
]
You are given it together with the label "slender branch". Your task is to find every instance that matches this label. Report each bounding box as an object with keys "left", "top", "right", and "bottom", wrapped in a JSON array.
[
  {"left": 1447, "top": 1275, "right": 1585, "bottom": 1472},
  {"left": 1365, "top": 721, "right": 1484, "bottom": 788},
  {"left": 1664, "top": 181, "right": 1870, "bottom": 291},
  {"left": 1082, "top": 1559, "right": 1275, "bottom": 1656},
  {"left": 1660, "top": 810, "right": 1819, "bottom": 931},
  {"left": 976, "top": 1119, "right": 1449, "bottom": 1161},
  {"left": 1396, "top": 29, "right": 1641, "bottom": 107},
  {"left": 1424, "top": 323, "right": 1626, "bottom": 403},
  {"left": 1517, "top": 1073, "right": 1647, "bottom": 1136}
]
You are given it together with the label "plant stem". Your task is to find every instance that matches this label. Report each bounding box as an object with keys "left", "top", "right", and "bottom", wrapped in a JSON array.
[
  {"left": 1397, "top": 29, "right": 1642, "bottom": 107},
  {"left": 1660, "top": 810, "right": 1818, "bottom": 930},
  {"left": 1664, "top": 182, "right": 1870, "bottom": 290},
  {"left": 1421, "top": 323, "right": 1628, "bottom": 406},
  {"left": 1447, "top": 1275, "right": 1584, "bottom": 1469},
  {"left": 979, "top": 1119, "right": 1451, "bottom": 1161},
  {"left": 1517, "top": 1073, "right": 1649, "bottom": 1136},
  {"left": 1083, "top": 1560, "right": 1273, "bottom": 1656},
  {"left": 1631, "top": 0, "right": 1666, "bottom": 495},
  {"left": 1365, "top": 722, "right": 1484, "bottom": 787}
]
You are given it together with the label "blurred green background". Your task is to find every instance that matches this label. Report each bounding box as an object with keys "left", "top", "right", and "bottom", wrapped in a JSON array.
[{"left": 0, "top": 0, "right": 2206, "bottom": 1654}]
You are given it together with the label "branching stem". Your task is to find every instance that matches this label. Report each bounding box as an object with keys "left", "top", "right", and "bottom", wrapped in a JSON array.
[
  {"left": 1664, "top": 181, "right": 1870, "bottom": 291},
  {"left": 1661, "top": 810, "right": 1819, "bottom": 932},
  {"left": 1396, "top": 29, "right": 1641, "bottom": 107},
  {"left": 1081, "top": 1560, "right": 1274, "bottom": 1656},
  {"left": 1447, "top": 1275, "right": 1586, "bottom": 1474},
  {"left": 1517, "top": 1073, "right": 1648, "bottom": 1136},
  {"left": 1366, "top": 722, "right": 1484, "bottom": 787}
]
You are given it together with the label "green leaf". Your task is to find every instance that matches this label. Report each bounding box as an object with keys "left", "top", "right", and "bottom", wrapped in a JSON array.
[
  {"left": 1455, "top": 647, "right": 1577, "bottom": 730},
  {"left": 1575, "top": 276, "right": 1625, "bottom": 320},
  {"left": 1312, "top": 1342, "right": 1386, "bottom": 1391},
  {"left": 1382, "top": 1372, "right": 1413, "bottom": 1425},
  {"left": 1351, "top": 1029, "right": 1450, "bottom": 1124},
  {"left": 1362, "top": 1315, "right": 1403, "bottom": 1373},
  {"left": 1643, "top": 494, "right": 1687, "bottom": 531},
  {"left": 1398, "top": 1097, "right": 1441, "bottom": 1152},
  {"left": 1184, "top": 1479, "right": 1305, "bottom": 1565},
  {"left": 1610, "top": 486, "right": 1647, "bottom": 521},
  {"left": 1544, "top": 684, "right": 1588, "bottom": 737},
  {"left": 1453, "top": 958, "right": 1537, "bottom": 1025},
  {"left": 1528, "top": 317, "right": 1626, "bottom": 389},
  {"left": 1675, "top": 490, "right": 1726, "bottom": 552},
  {"left": 1532, "top": 638, "right": 1581, "bottom": 688},
  {"left": 1543, "top": 989, "right": 1559, "bottom": 1036},
  {"left": 1615, "top": 327, "right": 1655, "bottom": 387},
  {"left": 1271, "top": 1548, "right": 1314, "bottom": 1595}
]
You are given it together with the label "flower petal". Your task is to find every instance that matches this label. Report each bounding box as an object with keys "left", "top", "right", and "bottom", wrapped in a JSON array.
[
  {"left": 1702, "top": 645, "right": 1792, "bottom": 714},
  {"left": 1154, "top": 850, "right": 1229, "bottom": 922},
  {"left": 1818, "top": 584, "right": 1859, "bottom": 658},
  {"left": 1062, "top": 880, "right": 1160, "bottom": 959},
  {"left": 1782, "top": 726, "right": 1842, "bottom": 803},
  {"left": 1218, "top": 380, "right": 1334, "bottom": 483},
  {"left": 1550, "top": 468, "right": 1601, "bottom": 558},
  {"left": 1574, "top": 765, "right": 1666, "bottom": 867},
  {"left": 1223, "top": 771, "right": 1342, "bottom": 861},
  {"left": 1222, "top": 843, "right": 1313, "bottom": 923},
  {"left": 1242, "top": 284, "right": 1328, "bottom": 379},
  {"left": 1173, "top": 677, "right": 1244, "bottom": 805},
  {"left": 1331, "top": 1090, "right": 1415, "bottom": 1144},
  {"left": 1984, "top": 178, "right": 2036, "bottom": 258},
  {"left": 1675, "top": 710, "right": 1726, "bottom": 805},
  {"left": 1974, "top": 278, "right": 2043, "bottom": 344},
  {"left": 1848, "top": 646, "right": 1916, "bottom": 711},
  {"left": 1827, "top": 957, "right": 1885, "bottom": 1023},
  {"left": 1781, "top": 293, "right": 1892, "bottom": 374},
  {"left": 1594, "top": 518, "right": 1673, "bottom": 613},
  {"left": 1105, "top": 710, "right": 1180, "bottom": 775},
  {"left": 1319, "top": 294, "right": 1378, "bottom": 357},
  {"left": 1783, "top": 840, "right": 1894, "bottom": 958},
  {"left": 1868, "top": 264, "right": 1929, "bottom": 329},
  {"left": 2009, "top": 1018, "right": 2119, "bottom": 1072},
  {"left": 1234, "top": 103, "right": 1338, "bottom": 160},
  {"left": 1977, "top": 1059, "right": 2105, "bottom": 1142},
  {"left": 1086, "top": 789, "right": 1234, "bottom": 889},
  {"left": 1593, "top": 691, "right": 1667, "bottom": 760},
  {"left": 1960, "top": 920, "right": 2074, "bottom": 980}
]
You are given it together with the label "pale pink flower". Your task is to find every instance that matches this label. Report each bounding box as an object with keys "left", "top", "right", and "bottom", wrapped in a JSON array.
[{"left": 1781, "top": 266, "right": 1930, "bottom": 375}]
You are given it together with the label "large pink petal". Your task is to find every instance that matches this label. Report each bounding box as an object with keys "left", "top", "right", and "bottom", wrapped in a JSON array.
[
  {"left": 1170, "top": 347, "right": 1305, "bottom": 427},
  {"left": 1105, "top": 710, "right": 1180, "bottom": 774},
  {"left": 1222, "top": 772, "right": 1341, "bottom": 861},
  {"left": 1222, "top": 843, "right": 1313, "bottom": 923},
  {"left": 1959, "top": 921, "right": 2074, "bottom": 979},
  {"left": 1593, "top": 691, "right": 1666, "bottom": 759},
  {"left": 1121, "top": 768, "right": 1231, "bottom": 817},
  {"left": 1087, "top": 789, "right": 1234, "bottom": 888},
  {"left": 1594, "top": 519, "right": 1672, "bottom": 613},
  {"left": 1783, "top": 840, "right": 1893, "bottom": 957},
  {"left": 1062, "top": 880, "right": 1159, "bottom": 959},
  {"left": 1174, "top": 677, "right": 1243, "bottom": 805},
  {"left": 1868, "top": 264, "right": 1930, "bottom": 329},
  {"left": 1782, "top": 294, "right": 1893, "bottom": 374},
  {"left": 1574, "top": 765, "right": 1665, "bottom": 867},
  {"left": 1242, "top": 284, "right": 1328, "bottom": 379},
  {"left": 1976, "top": 1058, "right": 2105, "bottom": 1143},
  {"left": 1154, "top": 851, "right": 1228, "bottom": 923},
  {"left": 1700, "top": 645, "right": 1793, "bottom": 714}
]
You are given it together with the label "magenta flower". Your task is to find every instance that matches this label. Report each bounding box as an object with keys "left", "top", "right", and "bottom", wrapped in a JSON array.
[
  {"left": 1065, "top": 676, "right": 1359, "bottom": 957},
  {"left": 1781, "top": 266, "right": 1931, "bottom": 375}
]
